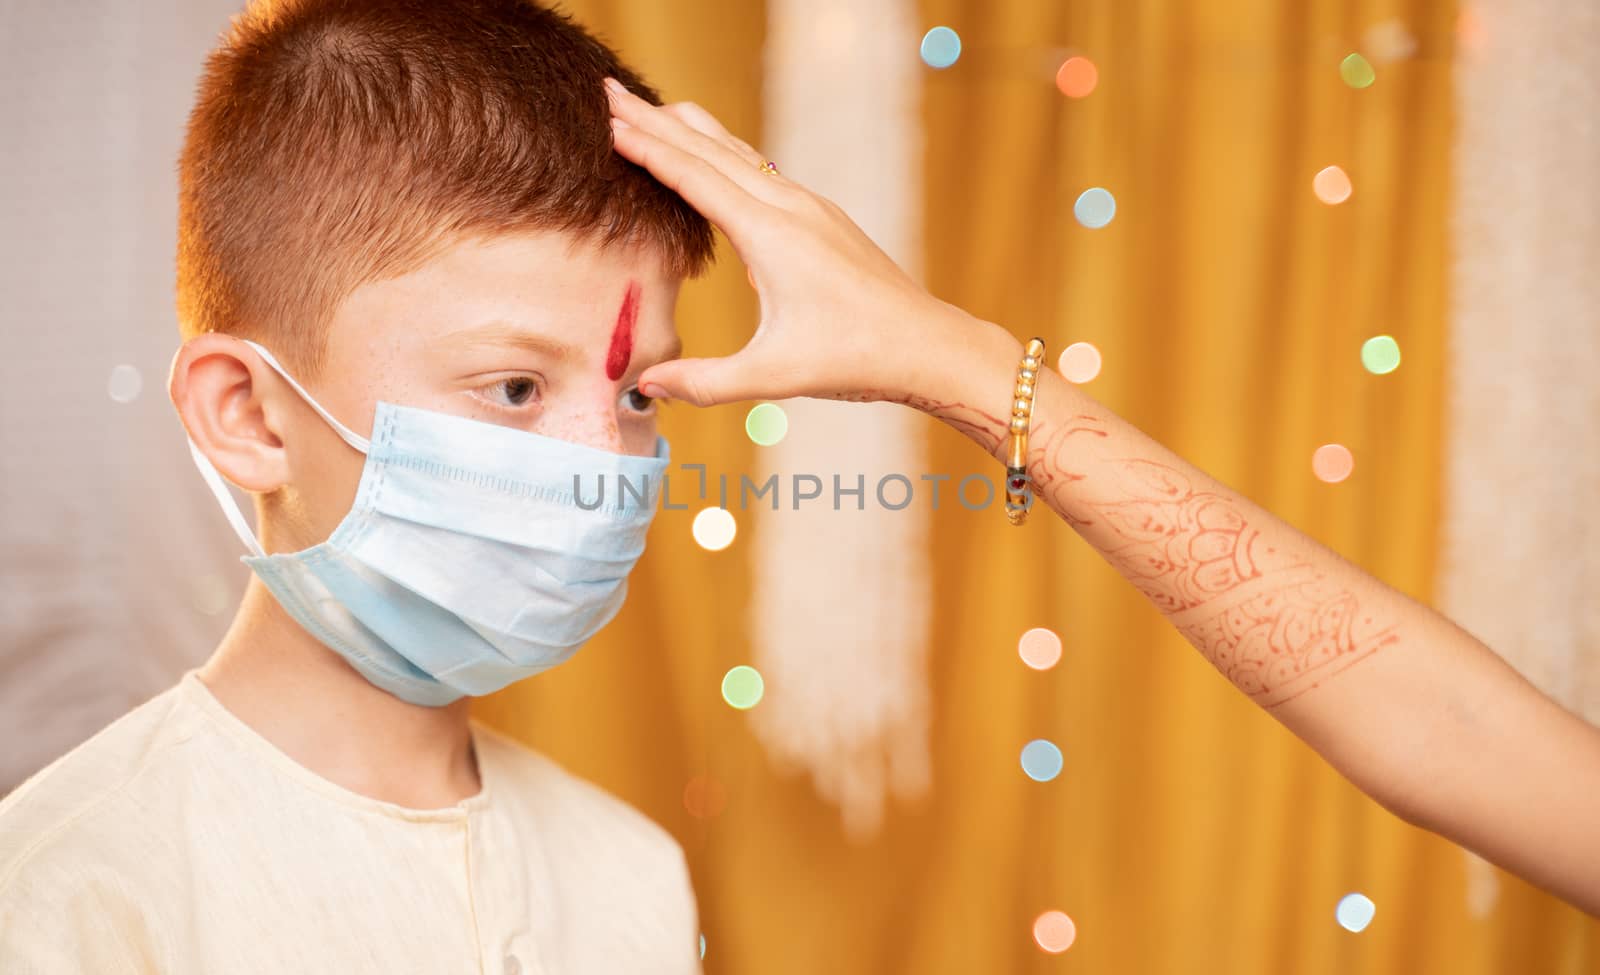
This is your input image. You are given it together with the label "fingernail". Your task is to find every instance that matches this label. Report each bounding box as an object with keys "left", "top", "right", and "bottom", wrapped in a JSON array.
[
  {"left": 640, "top": 382, "right": 667, "bottom": 399},
  {"left": 611, "top": 117, "right": 632, "bottom": 131},
  {"left": 603, "top": 77, "right": 624, "bottom": 95}
]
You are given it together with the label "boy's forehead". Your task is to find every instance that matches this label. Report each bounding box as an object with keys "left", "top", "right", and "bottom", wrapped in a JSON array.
[{"left": 326, "top": 230, "right": 682, "bottom": 359}]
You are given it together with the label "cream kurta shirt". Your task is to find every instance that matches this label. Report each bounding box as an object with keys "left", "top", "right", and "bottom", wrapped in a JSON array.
[{"left": 0, "top": 671, "right": 702, "bottom": 974}]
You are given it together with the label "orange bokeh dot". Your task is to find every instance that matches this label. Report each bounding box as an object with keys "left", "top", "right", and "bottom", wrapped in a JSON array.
[
  {"left": 1057, "top": 342, "right": 1103, "bottom": 384},
  {"left": 683, "top": 774, "right": 727, "bottom": 819},
  {"left": 1018, "top": 627, "right": 1063, "bottom": 671},
  {"left": 1033, "top": 910, "right": 1077, "bottom": 953},
  {"left": 1313, "top": 165, "right": 1353, "bottom": 205},
  {"left": 1312, "top": 443, "right": 1355, "bottom": 483},
  {"left": 1055, "top": 57, "right": 1098, "bottom": 98},
  {"left": 1457, "top": 9, "right": 1486, "bottom": 52}
]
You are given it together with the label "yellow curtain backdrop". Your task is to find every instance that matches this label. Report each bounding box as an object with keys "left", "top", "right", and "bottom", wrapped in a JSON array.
[{"left": 475, "top": 1, "right": 1600, "bottom": 972}]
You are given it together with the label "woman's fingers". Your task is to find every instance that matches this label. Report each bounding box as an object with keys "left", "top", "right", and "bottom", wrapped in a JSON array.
[
  {"left": 661, "top": 102, "right": 767, "bottom": 171},
  {"left": 639, "top": 351, "right": 777, "bottom": 408},
  {"left": 605, "top": 79, "right": 786, "bottom": 205},
  {"left": 608, "top": 117, "right": 766, "bottom": 251}
]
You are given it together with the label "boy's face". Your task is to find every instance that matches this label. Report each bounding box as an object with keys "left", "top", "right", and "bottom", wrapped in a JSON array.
[{"left": 263, "top": 230, "right": 682, "bottom": 548}]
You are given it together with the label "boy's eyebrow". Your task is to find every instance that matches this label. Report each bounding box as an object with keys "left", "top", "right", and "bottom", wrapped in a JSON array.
[
  {"left": 441, "top": 321, "right": 579, "bottom": 360},
  {"left": 436, "top": 321, "right": 682, "bottom": 369}
]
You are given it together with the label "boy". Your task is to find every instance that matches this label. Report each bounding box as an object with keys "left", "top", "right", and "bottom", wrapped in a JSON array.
[{"left": 0, "top": 1, "right": 709, "bottom": 971}]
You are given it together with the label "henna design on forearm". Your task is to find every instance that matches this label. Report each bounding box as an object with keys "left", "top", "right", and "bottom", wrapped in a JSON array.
[
  {"left": 1073, "top": 454, "right": 1395, "bottom": 706},
  {"left": 866, "top": 389, "right": 1394, "bottom": 707},
  {"left": 820, "top": 388, "right": 1009, "bottom": 454},
  {"left": 1175, "top": 577, "right": 1400, "bottom": 707}
]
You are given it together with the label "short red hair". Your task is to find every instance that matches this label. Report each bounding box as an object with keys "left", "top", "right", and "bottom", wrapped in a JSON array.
[{"left": 177, "top": 0, "right": 714, "bottom": 377}]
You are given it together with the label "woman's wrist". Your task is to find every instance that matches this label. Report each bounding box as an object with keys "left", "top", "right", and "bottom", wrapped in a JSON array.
[{"left": 887, "top": 303, "right": 1028, "bottom": 460}]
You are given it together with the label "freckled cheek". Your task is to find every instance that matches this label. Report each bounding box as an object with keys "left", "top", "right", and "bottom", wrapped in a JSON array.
[{"left": 622, "top": 418, "right": 659, "bottom": 457}]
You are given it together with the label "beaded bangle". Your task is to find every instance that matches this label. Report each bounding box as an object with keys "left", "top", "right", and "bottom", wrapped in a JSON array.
[{"left": 1004, "top": 337, "right": 1045, "bottom": 526}]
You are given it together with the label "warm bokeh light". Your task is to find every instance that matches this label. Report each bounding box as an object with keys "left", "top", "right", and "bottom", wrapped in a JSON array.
[
  {"left": 1363, "top": 19, "right": 1418, "bottom": 63},
  {"left": 721, "top": 665, "right": 765, "bottom": 710},
  {"left": 1020, "top": 739, "right": 1063, "bottom": 782},
  {"left": 1313, "top": 165, "right": 1353, "bottom": 205},
  {"left": 683, "top": 774, "right": 728, "bottom": 819},
  {"left": 1033, "top": 910, "right": 1077, "bottom": 953},
  {"left": 920, "top": 26, "right": 961, "bottom": 69},
  {"left": 745, "top": 402, "right": 788, "bottom": 445},
  {"left": 1336, "top": 893, "right": 1376, "bottom": 932},
  {"left": 1057, "top": 342, "right": 1103, "bottom": 384},
  {"left": 1361, "top": 335, "right": 1402, "bottom": 375},
  {"left": 1055, "top": 56, "right": 1098, "bottom": 98},
  {"left": 107, "top": 364, "right": 142, "bottom": 403},
  {"left": 692, "top": 506, "right": 737, "bottom": 551},
  {"left": 1018, "top": 627, "right": 1062, "bottom": 670},
  {"left": 1074, "top": 187, "right": 1116, "bottom": 228},
  {"left": 1457, "top": 8, "right": 1486, "bottom": 52},
  {"left": 1340, "top": 52, "right": 1375, "bottom": 88},
  {"left": 1312, "top": 443, "right": 1355, "bottom": 483}
]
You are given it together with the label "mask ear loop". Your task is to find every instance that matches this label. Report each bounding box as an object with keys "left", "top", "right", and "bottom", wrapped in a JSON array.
[
  {"left": 238, "top": 339, "right": 370, "bottom": 453},
  {"left": 187, "top": 438, "right": 268, "bottom": 558},
  {"left": 184, "top": 338, "right": 372, "bottom": 559}
]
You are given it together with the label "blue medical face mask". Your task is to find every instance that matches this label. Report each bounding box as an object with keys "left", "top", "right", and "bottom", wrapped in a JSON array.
[{"left": 186, "top": 339, "right": 670, "bottom": 707}]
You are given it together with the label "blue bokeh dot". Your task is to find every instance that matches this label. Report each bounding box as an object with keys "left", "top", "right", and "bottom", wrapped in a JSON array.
[
  {"left": 1021, "top": 739, "right": 1064, "bottom": 782},
  {"left": 1074, "top": 187, "right": 1116, "bottom": 229},
  {"left": 921, "top": 26, "right": 962, "bottom": 69},
  {"left": 1336, "top": 893, "right": 1376, "bottom": 932}
]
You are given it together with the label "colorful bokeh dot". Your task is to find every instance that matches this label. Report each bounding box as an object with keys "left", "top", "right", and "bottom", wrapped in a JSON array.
[
  {"left": 1033, "top": 910, "right": 1078, "bottom": 953},
  {"left": 920, "top": 26, "right": 961, "bottom": 69},
  {"left": 1018, "top": 627, "right": 1063, "bottom": 671},
  {"left": 1314, "top": 165, "right": 1353, "bottom": 205},
  {"left": 683, "top": 774, "right": 727, "bottom": 819},
  {"left": 1057, "top": 342, "right": 1103, "bottom": 384},
  {"left": 1020, "top": 739, "right": 1064, "bottom": 782},
  {"left": 745, "top": 402, "right": 788, "bottom": 446},
  {"left": 1336, "top": 893, "right": 1376, "bottom": 932},
  {"left": 1361, "top": 335, "right": 1401, "bottom": 375},
  {"left": 1312, "top": 444, "right": 1355, "bottom": 484},
  {"left": 1074, "top": 187, "right": 1116, "bottom": 228},
  {"left": 722, "top": 665, "right": 765, "bottom": 710},
  {"left": 692, "top": 506, "right": 737, "bottom": 551},
  {"left": 107, "top": 364, "right": 142, "bottom": 403},
  {"left": 1055, "top": 56, "right": 1098, "bottom": 98},
  {"left": 1457, "top": 9, "right": 1486, "bottom": 52},
  {"left": 1340, "top": 52, "right": 1376, "bottom": 88}
]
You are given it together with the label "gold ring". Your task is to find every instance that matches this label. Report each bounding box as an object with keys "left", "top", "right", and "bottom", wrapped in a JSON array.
[{"left": 760, "top": 160, "right": 780, "bottom": 176}]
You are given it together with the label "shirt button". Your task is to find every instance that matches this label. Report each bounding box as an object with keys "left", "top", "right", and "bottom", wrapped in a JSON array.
[{"left": 504, "top": 955, "right": 522, "bottom": 975}]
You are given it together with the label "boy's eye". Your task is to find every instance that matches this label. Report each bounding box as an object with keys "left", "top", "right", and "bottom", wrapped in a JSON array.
[
  {"left": 621, "top": 386, "right": 655, "bottom": 414},
  {"left": 488, "top": 377, "right": 539, "bottom": 407}
]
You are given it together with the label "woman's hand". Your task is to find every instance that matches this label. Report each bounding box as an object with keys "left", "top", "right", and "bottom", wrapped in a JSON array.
[{"left": 604, "top": 78, "right": 1013, "bottom": 409}]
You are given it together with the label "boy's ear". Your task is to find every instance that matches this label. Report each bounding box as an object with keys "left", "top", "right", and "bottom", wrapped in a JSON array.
[{"left": 169, "top": 334, "right": 293, "bottom": 493}]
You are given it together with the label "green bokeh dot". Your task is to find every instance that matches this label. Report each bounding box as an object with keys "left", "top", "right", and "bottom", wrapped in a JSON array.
[
  {"left": 721, "top": 665, "right": 765, "bottom": 710},
  {"left": 1341, "top": 52, "right": 1376, "bottom": 89},
  {"left": 745, "top": 402, "right": 788, "bottom": 446},
  {"left": 1361, "top": 335, "right": 1401, "bottom": 375}
]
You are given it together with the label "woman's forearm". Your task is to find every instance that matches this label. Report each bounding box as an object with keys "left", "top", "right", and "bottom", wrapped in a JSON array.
[{"left": 895, "top": 311, "right": 1600, "bottom": 914}]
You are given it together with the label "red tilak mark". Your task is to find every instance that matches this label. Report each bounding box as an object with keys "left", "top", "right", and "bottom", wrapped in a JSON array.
[{"left": 605, "top": 282, "right": 640, "bottom": 381}]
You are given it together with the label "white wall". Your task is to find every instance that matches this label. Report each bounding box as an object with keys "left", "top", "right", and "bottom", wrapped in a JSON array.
[{"left": 1, "top": 1, "right": 251, "bottom": 792}]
